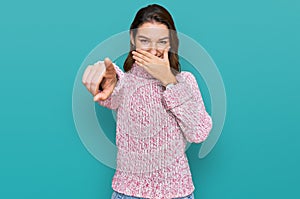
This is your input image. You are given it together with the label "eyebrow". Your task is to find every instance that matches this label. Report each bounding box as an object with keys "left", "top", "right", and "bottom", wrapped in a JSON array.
[{"left": 137, "top": 35, "right": 169, "bottom": 40}]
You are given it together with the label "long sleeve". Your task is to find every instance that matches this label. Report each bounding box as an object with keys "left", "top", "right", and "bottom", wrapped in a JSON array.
[
  {"left": 161, "top": 71, "right": 213, "bottom": 143},
  {"left": 97, "top": 63, "right": 125, "bottom": 110}
]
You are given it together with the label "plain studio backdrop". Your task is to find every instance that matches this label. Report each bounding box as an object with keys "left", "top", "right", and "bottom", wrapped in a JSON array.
[{"left": 0, "top": 0, "right": 299, "bottom": 198}]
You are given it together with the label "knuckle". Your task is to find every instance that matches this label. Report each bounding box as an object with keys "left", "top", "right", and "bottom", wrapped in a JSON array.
[
  {"left": 91, "top": 81, "right": 96, "bottom": 86},
  {"left": 91, "top": 82, "right": 97, "bottom": 88},
  {"left": 96, "top": 63, "right": 105, "bottom": 69}
]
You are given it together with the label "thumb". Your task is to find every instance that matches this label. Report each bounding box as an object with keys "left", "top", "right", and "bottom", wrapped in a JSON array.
[
  {"left": 104, "top": 57, "right": 113, "bottom": 70},
  {"left": 104, "top": 57, "right": 117, "bottom": 76},
  {"left": 163, "top": 46, "right": 170, "bottom": 60}
]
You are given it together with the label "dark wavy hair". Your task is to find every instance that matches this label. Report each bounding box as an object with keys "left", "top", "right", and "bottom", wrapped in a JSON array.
[{"left": 123, "top": 4, "right": 180, "bottom": 75}]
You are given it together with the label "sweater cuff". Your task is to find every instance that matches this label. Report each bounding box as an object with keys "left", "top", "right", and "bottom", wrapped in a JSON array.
[{"left": 162, "top": 73, "right": 194, "bottom": 111}]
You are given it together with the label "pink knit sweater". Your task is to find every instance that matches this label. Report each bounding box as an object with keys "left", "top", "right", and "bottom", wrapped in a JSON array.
[{"left": 98, "top": 63, "right": 213, "bottom": 199}]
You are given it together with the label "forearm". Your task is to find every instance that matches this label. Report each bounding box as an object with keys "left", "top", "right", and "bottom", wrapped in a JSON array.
[{"left": 161, "top": 72, "right": 213, "bottom": 143}]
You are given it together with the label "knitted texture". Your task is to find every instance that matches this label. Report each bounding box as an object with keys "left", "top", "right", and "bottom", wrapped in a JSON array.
[{"left": 98, "top": 63, "right": 213, "bottom": 199}]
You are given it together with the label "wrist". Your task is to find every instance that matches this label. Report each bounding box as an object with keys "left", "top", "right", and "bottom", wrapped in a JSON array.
[
  {"left": 162, "top": 75, "right": 177, "bottom": 87},
  {"left": 165, "top": 82, "right": 175, "bottom": 90}
]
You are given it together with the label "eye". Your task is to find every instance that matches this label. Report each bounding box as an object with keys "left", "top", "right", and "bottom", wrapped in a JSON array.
[
  {"left": 140, "top": 39, "right": 149, "bottom": 44},
  {"left": 159, "top": 40, "right": 167, "bottom": 44}
]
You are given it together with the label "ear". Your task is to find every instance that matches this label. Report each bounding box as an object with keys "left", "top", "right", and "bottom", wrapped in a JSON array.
[{"left": 130, "top": 31, "right": 135, "bottom": 47}]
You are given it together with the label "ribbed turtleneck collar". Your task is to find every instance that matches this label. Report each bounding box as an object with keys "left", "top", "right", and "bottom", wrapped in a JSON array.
[{"left": 129, "top": 63, "right": 156, "bottom": 79}]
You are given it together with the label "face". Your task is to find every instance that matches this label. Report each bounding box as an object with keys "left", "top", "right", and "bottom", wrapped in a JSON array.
[{"left": 130, "top": 22, "right": 170, "bottom": 58}]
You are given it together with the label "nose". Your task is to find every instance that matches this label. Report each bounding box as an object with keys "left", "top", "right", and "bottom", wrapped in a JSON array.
[
  {"left": 149, "top": 48, "right": 158, "bottom": 56},
  {"left": 148, "top": 42, "right": 158, "bottom": 56}
]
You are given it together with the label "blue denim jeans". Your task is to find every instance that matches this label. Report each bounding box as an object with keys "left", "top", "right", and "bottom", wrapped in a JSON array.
[{"left": 111, "top": 190, "right": 194, "bottom": 199}]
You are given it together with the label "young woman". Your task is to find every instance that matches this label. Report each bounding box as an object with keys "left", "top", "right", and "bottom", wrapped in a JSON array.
[{"left": 82, "top": 4, "right": 213, "bottom": 199}]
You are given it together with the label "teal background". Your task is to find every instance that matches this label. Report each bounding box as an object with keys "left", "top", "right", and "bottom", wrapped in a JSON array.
[{"left": 1, "top": 0, "right": 299, "bottom": 198}]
